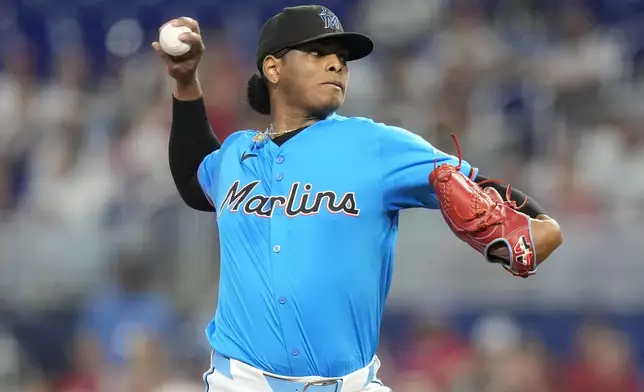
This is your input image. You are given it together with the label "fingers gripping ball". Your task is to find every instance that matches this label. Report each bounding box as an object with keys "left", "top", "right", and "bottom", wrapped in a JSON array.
[
  {"left": 428, "top": 134, "right": 537, "bottom": 278},
  {"left": 159, "top": 23, "right": 192, "bottom": 56}
]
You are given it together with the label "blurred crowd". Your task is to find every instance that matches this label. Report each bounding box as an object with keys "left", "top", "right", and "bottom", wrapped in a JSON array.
[
  {"left": 379, "top": 314, "right": 643, "bottom": 392},
  {"left": 3, "top": 0, "right": 644, "bottom": 391}
]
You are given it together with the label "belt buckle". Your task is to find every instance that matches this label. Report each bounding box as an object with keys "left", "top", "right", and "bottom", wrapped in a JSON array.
[{"left": 303, "top": 380, "right": 339, "bottom": 392}]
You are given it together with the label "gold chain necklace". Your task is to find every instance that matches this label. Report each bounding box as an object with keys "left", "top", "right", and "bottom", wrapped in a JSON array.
[
  {"left": 268, "top": 128, "right": 297, "bottom": 138},
  {"left": 252, "top": 124, "right": 299, "bottom": 142},
  {"left": 265, "top": 124, "right": 299, "bottom": 139}
]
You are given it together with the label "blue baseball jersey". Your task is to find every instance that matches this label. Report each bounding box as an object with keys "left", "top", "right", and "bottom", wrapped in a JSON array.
[{"left": 197, "top": 113, "right": 477, "bottom": 378}]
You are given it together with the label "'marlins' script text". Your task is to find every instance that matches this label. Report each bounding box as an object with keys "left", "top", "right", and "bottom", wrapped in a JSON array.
[{"left": 217, "top": 181, "right": 360, "bottom": 218}]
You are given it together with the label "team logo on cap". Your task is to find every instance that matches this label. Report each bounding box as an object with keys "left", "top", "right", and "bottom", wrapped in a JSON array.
[{"left": 319, "top": 8, "right": 341, "bottom": 30}]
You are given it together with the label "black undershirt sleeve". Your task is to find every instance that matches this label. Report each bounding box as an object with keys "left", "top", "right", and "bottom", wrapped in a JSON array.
[
  {"left": 169, "top": 96, "right": 220, "bottom": 212},
  {"left": 474, "top": 173, "right": 546, "bottom": 219}
]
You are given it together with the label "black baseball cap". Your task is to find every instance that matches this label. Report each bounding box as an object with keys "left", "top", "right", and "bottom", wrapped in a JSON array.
[{"left": 255, "top": 5, "right": 374, "bottom": 72}]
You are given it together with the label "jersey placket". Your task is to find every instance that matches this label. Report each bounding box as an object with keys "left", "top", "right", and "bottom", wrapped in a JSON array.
[{"left": 266, "top": 142, "right": 306, "bottom": 372}]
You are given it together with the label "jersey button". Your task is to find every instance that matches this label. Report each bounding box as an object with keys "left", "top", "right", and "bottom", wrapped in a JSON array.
[
  {"left": 279, "top": 297, "right": 287, "bottom": 304},
  {"left": 276, "top": 173, "right": 283, "bottom": 181},
  {"left": 273, "top": 245, "right": 281, "bottom": 253},
  {"left": 292, "top": 349, "right": 299, "bottom": 356},
  {"left": 276, "top": 156, "right": 284, "bottom": 164}
]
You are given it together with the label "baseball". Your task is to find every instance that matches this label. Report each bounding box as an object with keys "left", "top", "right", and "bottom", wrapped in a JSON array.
[{"left": 159, "top": 23, "right": 192, "bottom": 56}]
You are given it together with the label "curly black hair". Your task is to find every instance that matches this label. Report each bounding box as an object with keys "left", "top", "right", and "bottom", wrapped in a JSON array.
[{"left": 246, "top": 73, "right": 271, "bottom": 115}]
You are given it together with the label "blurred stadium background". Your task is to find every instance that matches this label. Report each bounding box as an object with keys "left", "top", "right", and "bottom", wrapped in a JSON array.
[{"left": 2, "top": 0, "right": 644, "bottom": 390}]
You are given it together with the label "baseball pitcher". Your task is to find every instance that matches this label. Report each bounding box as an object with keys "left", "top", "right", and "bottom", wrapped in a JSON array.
[{"left": 153, "top": 5, "right": 564, "bottom": 392}]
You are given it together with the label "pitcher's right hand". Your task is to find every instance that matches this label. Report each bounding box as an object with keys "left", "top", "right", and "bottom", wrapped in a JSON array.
[{"left": 152, "top": 17, "right": 205, "bottom": 85}]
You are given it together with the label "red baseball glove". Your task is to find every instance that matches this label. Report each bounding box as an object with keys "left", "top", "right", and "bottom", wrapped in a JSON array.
[{"left": 429, "top": 134, "right": 537, "bottom": 278}]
